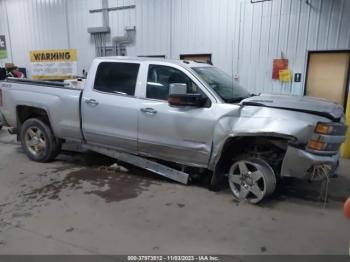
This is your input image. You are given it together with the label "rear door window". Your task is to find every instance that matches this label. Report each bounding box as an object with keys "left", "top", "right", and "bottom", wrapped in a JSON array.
[{"left": 94, "top": 62, "right": 140, "bottom": 96}]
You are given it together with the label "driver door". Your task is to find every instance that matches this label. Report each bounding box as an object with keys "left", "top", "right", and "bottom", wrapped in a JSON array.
[{"left": 137, "top": 64, "right": 215, "bottom": 167}]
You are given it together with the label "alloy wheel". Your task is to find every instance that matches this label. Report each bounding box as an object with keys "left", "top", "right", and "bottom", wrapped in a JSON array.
[
  {"left": 25, "top": 127, "right": 47, "bottom": 157},
  {"left": 228, "top": 159, "right": 276, "bottom": 203}
]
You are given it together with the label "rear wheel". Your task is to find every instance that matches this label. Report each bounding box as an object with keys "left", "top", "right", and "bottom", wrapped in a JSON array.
[
  {"left": 20, "top": 118, "right": 61, "bottom": 162},
  {"left": 228, "top": 158, "right": 276, "bottom": 204}
]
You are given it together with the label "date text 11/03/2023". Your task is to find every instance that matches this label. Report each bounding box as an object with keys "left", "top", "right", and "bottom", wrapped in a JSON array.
[{"left": 127, "top": 256, "right": 220, "bottom": 261}]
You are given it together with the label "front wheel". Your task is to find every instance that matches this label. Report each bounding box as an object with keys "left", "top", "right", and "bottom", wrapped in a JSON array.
[
  {"left": 20, "top": 118, "right": 61, "bottom": 162},
  {"left": 228, "top": 158, "right": 276, "bottom": 204}
]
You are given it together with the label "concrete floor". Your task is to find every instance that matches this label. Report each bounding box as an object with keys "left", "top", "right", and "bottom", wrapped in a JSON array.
[{"left": 0, "top": 128, "right": 349, "bottom": 255}]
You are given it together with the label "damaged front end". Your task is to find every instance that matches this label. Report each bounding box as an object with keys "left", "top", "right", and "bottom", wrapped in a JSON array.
[
  {"left": 209, "top": 96, "right": 347, "bottom": 191},
  {"left": 281, "top": 121, "right": 347, "bottom": 181}
]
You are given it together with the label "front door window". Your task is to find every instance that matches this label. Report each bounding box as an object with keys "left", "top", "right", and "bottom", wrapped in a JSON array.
[{"left": 146, "top": 64, "right": 199, "bottom": 101}]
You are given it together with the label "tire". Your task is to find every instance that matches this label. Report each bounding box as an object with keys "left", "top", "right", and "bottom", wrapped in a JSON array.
[
  {"left": 228, "top": 158, "right": 276, "bottom": 204},
  {"left": 20, "top": 118, "right": 61, "bottom": 162}
]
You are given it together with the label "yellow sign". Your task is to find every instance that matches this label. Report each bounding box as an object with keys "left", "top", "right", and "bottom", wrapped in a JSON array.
[
  {"left": 30, "top": 49, "right": 77, "bottom": 62},
  {"left": 279, "top": 69, "right": 292, "bottom": 82},
  {"left": 29, "top": 49, "right": 77, "bottom": 80}
]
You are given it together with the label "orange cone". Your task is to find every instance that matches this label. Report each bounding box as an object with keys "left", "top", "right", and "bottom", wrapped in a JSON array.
[{"left": 344, "top": 197, "right": 350, "bottom": 219}]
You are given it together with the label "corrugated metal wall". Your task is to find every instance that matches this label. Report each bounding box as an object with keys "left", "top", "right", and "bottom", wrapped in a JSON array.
[
  {"left": 237, "top": 0, "right": 350, "bottom": 95},
  {"left": 135, "top": 0, "right": 171, "bottom": 57},
  {"left": 2, "top": 0, "right": 69, "bottom": 73},
  {"left": 0, "top": 0, "right": 349, "bottom": 95},
  {"left": 136, "top": 0, "right": 350, "bottom": 95}
]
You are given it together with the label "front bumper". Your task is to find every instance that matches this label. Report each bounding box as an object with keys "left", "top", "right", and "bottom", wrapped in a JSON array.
[{"left": 281, "top": 146, "right": 339, "bottom": 180}]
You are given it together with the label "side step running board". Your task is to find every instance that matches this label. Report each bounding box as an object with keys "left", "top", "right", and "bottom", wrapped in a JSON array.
[{"left": 84, "top": 144, "right": 189, "bottom": 185}]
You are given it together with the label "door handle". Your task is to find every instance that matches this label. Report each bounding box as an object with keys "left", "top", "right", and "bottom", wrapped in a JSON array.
[
  {"left": 85, "top": 98, "right": 99, "bottom": 106},
  {"left": 140, "top": 108, "right": 157, "bottom": 115}
]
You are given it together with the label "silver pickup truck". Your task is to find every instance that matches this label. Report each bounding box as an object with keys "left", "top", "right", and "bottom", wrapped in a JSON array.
[{"left": 0, "top": 57, "right": 347, "bottom": 203}]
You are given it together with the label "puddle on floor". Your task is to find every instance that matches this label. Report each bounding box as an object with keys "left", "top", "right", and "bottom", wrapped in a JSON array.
[{"left": 23, "top": 165, "right": 165, "bottom": 203}]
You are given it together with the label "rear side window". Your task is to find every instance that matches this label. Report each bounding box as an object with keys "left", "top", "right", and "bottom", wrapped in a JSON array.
[{"left": 94, "top": 62, "right": 140, "bottom": 96}]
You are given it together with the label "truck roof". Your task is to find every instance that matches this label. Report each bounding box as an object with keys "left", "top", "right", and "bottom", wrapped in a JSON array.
[{"left": 94, "top": 56, "right": 212, "bottom": 68}]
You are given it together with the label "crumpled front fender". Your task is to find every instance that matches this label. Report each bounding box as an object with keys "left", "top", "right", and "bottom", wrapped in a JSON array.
[{"left": 208, "top": 106, "right": 328, "bottom": 170}]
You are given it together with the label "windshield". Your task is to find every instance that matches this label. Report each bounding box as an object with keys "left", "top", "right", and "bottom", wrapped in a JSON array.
[{"left": 192, "top": 66, "right": 251, "bottom": 103}]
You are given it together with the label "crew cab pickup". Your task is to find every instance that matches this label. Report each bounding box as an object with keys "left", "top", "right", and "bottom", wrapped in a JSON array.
[{"left": 0, "top": 57, "right": 347, "bottom": 203}]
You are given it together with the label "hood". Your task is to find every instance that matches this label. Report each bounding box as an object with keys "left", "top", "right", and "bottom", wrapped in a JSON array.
[{"left": 240, "top": 94, "right": 344, "bottom": 121}]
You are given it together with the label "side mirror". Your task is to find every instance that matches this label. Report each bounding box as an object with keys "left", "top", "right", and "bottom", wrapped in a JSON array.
[{"left": 168, "top": 83, "right": 207, "bottom": 107}]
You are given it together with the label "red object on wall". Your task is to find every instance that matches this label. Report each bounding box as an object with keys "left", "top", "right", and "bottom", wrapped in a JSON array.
[{"left": 272, "top": 59, "right": 288, "bottom": 80}]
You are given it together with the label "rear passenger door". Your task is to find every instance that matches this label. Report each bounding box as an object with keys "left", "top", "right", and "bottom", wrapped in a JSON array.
[{"left": 81, "top": 62, "right": 140, "bottom": 153}]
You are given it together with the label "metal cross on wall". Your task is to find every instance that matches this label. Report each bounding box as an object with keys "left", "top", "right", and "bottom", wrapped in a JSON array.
[
  {"left": 87, "top": 0, "right": 136, "bottom": 57},
  {"left": 89, "top": 0, "right": 136, "bottom": 28}
]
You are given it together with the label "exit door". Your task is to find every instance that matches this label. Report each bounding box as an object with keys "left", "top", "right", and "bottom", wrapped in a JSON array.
[{"left": 306, "top": 52, "right": 350, "bottom": 108}]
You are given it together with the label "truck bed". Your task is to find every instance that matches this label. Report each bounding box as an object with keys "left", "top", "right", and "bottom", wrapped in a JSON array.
[{"left": 0, "top": 78, "right": 83, "bottom": 142}]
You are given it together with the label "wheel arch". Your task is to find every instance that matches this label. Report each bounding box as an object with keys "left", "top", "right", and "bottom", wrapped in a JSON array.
[
  {"left": 16, "top": 105, "right": 54, "bottom": 140},
  {"left": 209, "top": 134, "right": 294, "bottom": 189}
]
